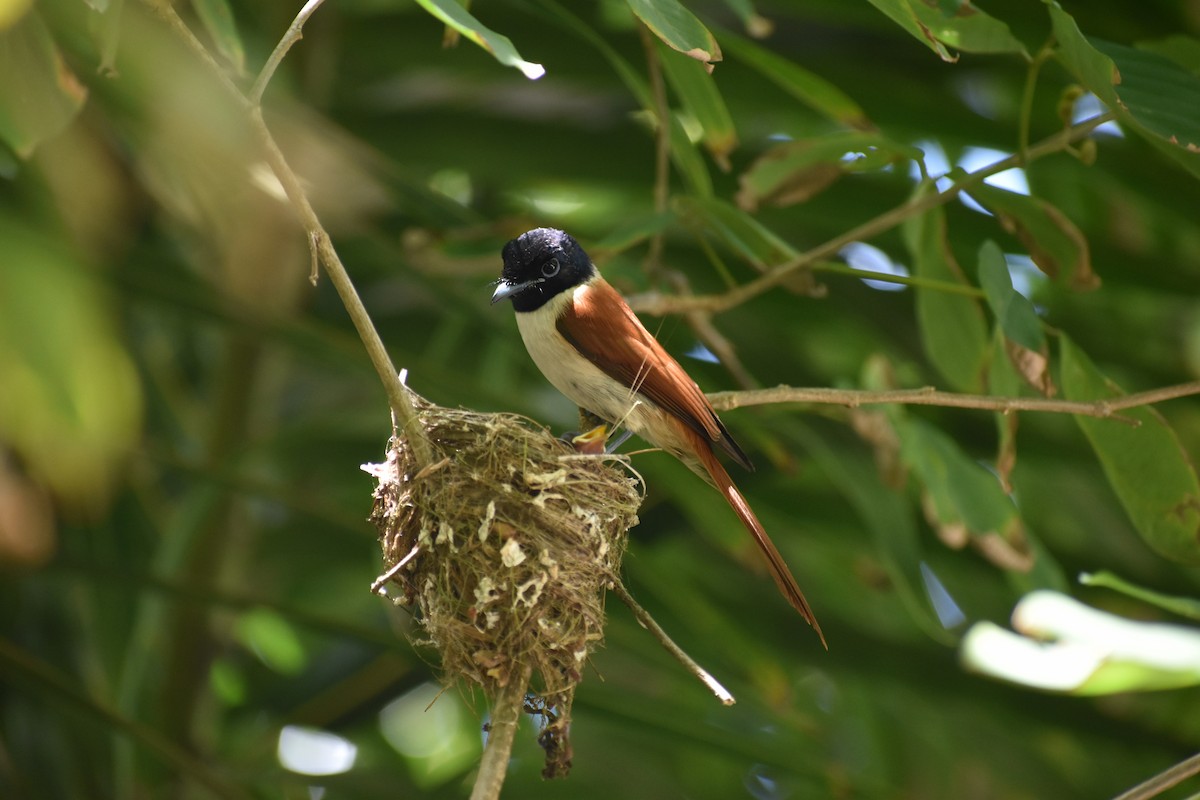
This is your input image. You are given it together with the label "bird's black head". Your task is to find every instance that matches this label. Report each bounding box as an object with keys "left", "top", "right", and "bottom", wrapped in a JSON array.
[{"left": 492, "top": 228, "right": 596, "bottom": 312}]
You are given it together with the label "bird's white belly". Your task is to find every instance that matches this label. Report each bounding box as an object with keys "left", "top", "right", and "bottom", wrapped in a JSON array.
[{"left": 514, "top": 294, "right": 675, "bottom": 450}]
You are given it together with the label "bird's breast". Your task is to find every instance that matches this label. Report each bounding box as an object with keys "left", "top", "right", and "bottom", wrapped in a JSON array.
[{"left": 514, "top": 289, "right": 684, "bottom": 455}]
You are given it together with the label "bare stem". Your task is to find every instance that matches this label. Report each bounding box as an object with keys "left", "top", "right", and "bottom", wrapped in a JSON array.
[
  {"left": 626, "top": 112, "right": 1116, "bottom": 317},
  {"left": 641, "top": 25, "right": 671, "bottom": 275},
  {"left": 611, "top": 581, "right": 736, "bottom": 706},
  {"left": 141, "top": 0, "right": 432, "bottom": 468},
  {"left": 705, "top": 381, "right": 1200, "bottom": 423},
  {"left": 1112, "top": 752, "right": 1200, "bottom": 800},
  {"left": 470, "top": 665, "right": 533, "bottom": 800},
  {"left": 251, "top": 0, "right": 329, "bottom": 104}
]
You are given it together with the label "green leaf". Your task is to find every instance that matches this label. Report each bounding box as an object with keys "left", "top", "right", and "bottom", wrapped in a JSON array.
[
  {"left": 1136, "top": 34, "right": 1200, "bottom": 76},
  {"left": 978, "top": 241, "right": 1053, "bottom": 395},
  {"left": 964, "top": 179, "right": 1099, "bottom": 291},
  {"left": 0, "top": 8, "right": 88, "bottom": 158},
  {"left": 0, "top": 226, "right": 142, "bottom": 507},
  {"left": 191, "top": 0, "right": 244, "bottom": 73},
  {"left": 1080, "top": 571, "right": 1200, "bottom": 621},
  {"left": 675, "top": 196, "right": 797, "bottom": 269},
  {"left": 900, "top": 418, "right": 1064, "bottom": 591},
  {"left": 737, "top": 132, "right": 920, "bottom": 210},
  {"left": 1059, "top": 336, "right": 1200, "bottom": 566},
  {"left": 866, "top": 0, "right": 1028, "bottom": 62},
  {"left": 903, "top": 187, "right": 989, "bottom": 392},
  {"left": 414, "top": 0, "right": 545, "bottom": 79},
  {"left": 717, "top": 28, "right": 872, "bottom": 129},
  {"left": 1050, "top": 4, "right": 1200, "bottom": 177},
  {"left": 659, "top": 43, "right": 737, "bottom": 168},
  {"left": 539, "top": 0, "right": 712, "bottom": 195},
  {"left": 626, "top": 0, "right": 721, "bottom": 68},
  {"left": 977, "top": 240, "right": 1045, "bottom": 352},
  {"left": 234, "top": 609, "right": 306, "bottom": 675}
]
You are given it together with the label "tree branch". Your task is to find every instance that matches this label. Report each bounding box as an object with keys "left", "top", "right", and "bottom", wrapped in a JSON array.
[
  {"left": 251, "top": 0, "right": 329, "bottom": 104},
  {"left": 141, "top": 0, "right": 433, "bottom": 468},
  {"left": 611, "top": 581, "right": 735, "bottom": 706},
  {"left": 706, "top": 381, "right": 1200, "bottom": 423},
  {"left": 1112, "top": 752, "right": 1200, "bottom": 800},
  {"left": 470, "top": 665, "right": 532, "bottom": 800},
  {"left": 625, "top": 112, "right": 1116, "bottom": 317}
]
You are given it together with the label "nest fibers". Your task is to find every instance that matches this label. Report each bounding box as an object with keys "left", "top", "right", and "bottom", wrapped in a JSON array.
[{"left": 364, "top": 394, "right": 643, "bottom": 777}]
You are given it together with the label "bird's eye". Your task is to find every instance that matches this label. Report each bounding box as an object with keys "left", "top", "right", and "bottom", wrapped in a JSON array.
[{"left": 541, "top": 258, "right": 560, "bottom": 278}]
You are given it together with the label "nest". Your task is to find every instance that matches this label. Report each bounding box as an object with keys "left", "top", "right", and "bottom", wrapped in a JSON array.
[{"left": 364, "top": 393, "right": 643, "bottom": 777}]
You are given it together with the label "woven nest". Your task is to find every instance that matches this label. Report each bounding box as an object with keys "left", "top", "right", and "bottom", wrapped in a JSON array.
[{"left": 364, "top": 392, "right": 643, "bottom": 777}]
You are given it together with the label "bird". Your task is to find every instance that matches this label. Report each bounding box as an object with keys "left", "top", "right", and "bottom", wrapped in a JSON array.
[{"left": 491, "top": 227, "right": 824, "bottom": 646}]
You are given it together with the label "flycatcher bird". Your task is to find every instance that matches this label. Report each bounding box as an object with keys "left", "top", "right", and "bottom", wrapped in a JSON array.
[{"left": 491, "top": 227, "right": 824, "bottom": 645}]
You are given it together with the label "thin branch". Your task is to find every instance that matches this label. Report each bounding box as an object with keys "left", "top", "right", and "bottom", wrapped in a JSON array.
[
  {"left": 626, "top": 112, "right": 1116, "bottom": 317},
  {"left": 470, "top": 665, "right": 533, "bottom": 800},
  {"left": 1017, "top": 42, "right": 1056, "bottom": 161},
  {"left": 811, "top": 260, "right": 985, "bottom": 297},
  {"left": 1112, "top": 752, "right": 1200, "bottom": 800},
  {"left": 249, "top": 110, "right": 433, "bottom": 465},
  {"left": 640, "top": 25, "right": 671, "bottom": 275},
  {"left": 706, "top": 381, "right": 1200, "bottom": 423},
  {"left": 665, "top": 271, "right": 757, "bottom": 390},
  {"left": 250, "top": 0, "right": 328, "bottom": 104},
  {"left": 141, "top": 0, "right": 433, "bottom": 468},
  {"left": 611, "top": 581, "right": 736, "bottom": 706}
]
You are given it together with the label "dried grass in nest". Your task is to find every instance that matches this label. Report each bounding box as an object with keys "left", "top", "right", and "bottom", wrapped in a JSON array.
[{"left": 364, "top": 392, "right": 643, "bottom": 778}]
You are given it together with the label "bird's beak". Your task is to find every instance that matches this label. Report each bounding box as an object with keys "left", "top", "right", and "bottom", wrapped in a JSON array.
[{"left": 490, "top": 279, "right": 537, "bottom": 304}]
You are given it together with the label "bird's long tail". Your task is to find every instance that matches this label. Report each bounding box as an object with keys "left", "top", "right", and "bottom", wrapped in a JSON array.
[{"left": 695, "top": 442, "right": 827, "bottom": 648}]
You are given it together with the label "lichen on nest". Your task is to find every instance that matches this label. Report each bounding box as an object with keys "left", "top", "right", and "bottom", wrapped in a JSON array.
[{"left": 364, "top": 393, "right": 643, "bottom": 777}]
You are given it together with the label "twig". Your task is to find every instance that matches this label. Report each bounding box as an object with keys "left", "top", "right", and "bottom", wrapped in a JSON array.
[
  {"left": 611, "top": 581, "right": 736, "bottom": 706},
  {"left": 640, "top": 25, "right": 671, "bottom": 275},
  {"left": 1112, "top": 752, "right": 1200, "bottom": 800},
  {"left": 665, "top": 271, "right": 757, "bottom": 390},
  {"left": 250, "top": 0, "right": 328, "bottom": 104},
  {"left": 470, "top": 665, "right": 533, "bottom": 800},
  {"left": 625, "top": 112, "right": 1116, "bottom": 317},
  {"left": 705, "top": 382, "right": 1200, "bottom": 423},
  {"left": 140, "top": 0, "right": 433, "bottom": 468}
]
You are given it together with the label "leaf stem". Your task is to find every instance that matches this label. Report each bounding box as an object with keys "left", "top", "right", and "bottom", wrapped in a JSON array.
[{"left": 1017, "top": 42, "right": 1056, "bottom": 161}]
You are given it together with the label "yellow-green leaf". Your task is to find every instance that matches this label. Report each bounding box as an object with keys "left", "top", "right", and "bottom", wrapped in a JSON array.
[
  {"left": 0, "top": 8, "right": 87, "bottom": 158},
  {"left": 718, "top": 28, "right": 872, "bottom": 130},
  {"left": 659, "top": 43, "right": 737, "bottom": 169},
  {"left": 414, "top": 0, "right": 544, "bottom": 79},
  {"left": 626, "top": 0, "right": 721, "bottom": 67}
]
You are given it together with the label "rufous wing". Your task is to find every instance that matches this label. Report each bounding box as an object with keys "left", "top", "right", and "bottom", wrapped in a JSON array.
[{"left": 557, "top": 278, "right": 753, "bottom": 470}]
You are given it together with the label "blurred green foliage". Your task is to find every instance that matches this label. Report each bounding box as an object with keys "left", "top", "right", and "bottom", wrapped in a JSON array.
[{"left": 2, "top": 0, "right": 1200, "bottom": 798}]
